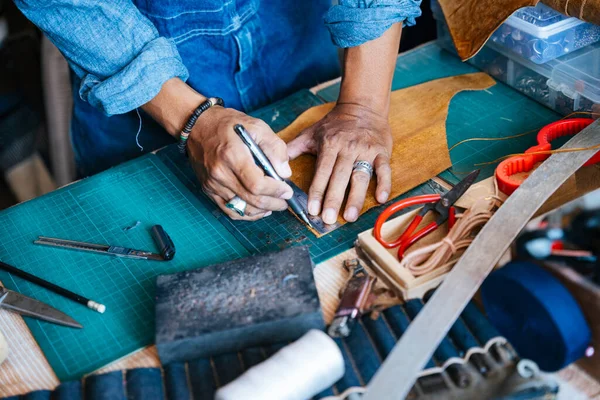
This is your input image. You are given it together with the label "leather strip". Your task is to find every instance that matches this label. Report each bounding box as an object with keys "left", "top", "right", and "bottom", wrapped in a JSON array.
[{"left": 363, "top": 121, "right": 600, "bottom": 399}]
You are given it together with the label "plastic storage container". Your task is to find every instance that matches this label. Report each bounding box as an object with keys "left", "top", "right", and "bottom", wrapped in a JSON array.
[
  {"left": 433, "top": 0, "right": 600, "bottom": 116},
  {"left": 432, "top": 0, "right": 600, "bottom": 64}
]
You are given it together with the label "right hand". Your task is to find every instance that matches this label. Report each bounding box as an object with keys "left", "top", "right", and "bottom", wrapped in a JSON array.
[{"left": 187, "top": 106, "right": 294, "bottom": 221}]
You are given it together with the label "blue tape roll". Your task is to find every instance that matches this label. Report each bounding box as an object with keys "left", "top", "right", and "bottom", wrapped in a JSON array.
[{"left": 482, "top": 261, "right": 591, "bottom": 372}]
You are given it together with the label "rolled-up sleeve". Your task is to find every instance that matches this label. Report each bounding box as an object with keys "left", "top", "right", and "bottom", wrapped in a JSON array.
[
  {"left": 14, "top": 0, "right": 189, "bottom": 115},
  {"left": 325, "top": 0, "right": 422, "bottom": 48}
]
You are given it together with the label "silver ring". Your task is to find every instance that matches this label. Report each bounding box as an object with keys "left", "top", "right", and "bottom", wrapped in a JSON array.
[
  {"left": 353, "top": 160, "right": 373, "bottom": 178},
  {"left": 225, "top": 195, "right": 247, "bottom": 217}
]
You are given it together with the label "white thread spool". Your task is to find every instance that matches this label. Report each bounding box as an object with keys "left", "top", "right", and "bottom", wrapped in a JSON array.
[
  {"left": 0, "top": 329, "right": 7, "bottom": 366},
  {"left": 215, "top": 330, "right": 345, "bottom": 400}
]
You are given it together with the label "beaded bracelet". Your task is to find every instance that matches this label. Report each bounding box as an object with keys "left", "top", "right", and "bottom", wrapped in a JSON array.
[{"left": 178, "top": 97, "right": 224, "bottom": 154}]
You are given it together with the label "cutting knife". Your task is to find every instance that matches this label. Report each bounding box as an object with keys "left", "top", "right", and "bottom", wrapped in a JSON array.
[{"left": 0, "top": 286, "right": 82, "bottom": 329}]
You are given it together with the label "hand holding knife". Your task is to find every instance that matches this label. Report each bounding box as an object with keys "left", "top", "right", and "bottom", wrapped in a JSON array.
[{"left": 233, "top": 124, "right": 314, "bottom": 229}]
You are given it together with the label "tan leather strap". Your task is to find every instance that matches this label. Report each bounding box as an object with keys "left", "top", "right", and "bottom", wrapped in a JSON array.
[{"left": 363, "top": 121, "right": 600, "bottom": 400}]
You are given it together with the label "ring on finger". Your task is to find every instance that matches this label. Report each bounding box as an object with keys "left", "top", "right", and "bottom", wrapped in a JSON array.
[
  {"left": 352, "top": 160, "right": 374, "bottom": 179},
  {"left": 225, "top": 195, "right": 247, "bottom": 217}
]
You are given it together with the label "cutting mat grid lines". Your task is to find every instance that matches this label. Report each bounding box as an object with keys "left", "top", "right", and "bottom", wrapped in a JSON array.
[
  {"left": 0, "top": 157, "right": 248, "bottom": 380},
  {"left": 158, "top": 111, "right": 449, "bottom": 263}
]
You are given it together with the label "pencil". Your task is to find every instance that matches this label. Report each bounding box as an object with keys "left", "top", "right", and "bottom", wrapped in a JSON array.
[{"left": 0, "top": 260, "right": 106, "bottom": 313}]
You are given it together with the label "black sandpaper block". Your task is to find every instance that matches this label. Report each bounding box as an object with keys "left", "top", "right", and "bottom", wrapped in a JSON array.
[{"left": 155, "top": 246, "right": 324, "bottom": 364}]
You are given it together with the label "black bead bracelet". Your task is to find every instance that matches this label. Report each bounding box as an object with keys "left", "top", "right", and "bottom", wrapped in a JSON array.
[{"left": 178, "top": 97, "right": 224, "bottom": 154}]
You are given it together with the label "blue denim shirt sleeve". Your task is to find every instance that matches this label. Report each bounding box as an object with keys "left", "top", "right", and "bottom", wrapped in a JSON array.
[
  {"left": 325, "top": 0, "right": 422, "bottom": 48},
  {"left": 14, "top": 0, "right": 189, "bottom": 116}
]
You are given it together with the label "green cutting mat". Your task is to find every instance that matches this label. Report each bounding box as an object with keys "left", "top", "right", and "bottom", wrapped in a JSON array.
[
  {"left": 157, "top": 91, "right": 449, "bottom": 263},
  {"left": 158, "top": 43, "right": 561, "bottom": 262},
  {"left": 0, "top": 42, "right": 563, "bottom": 381},
  {"left": 0, "top": 156, "right": 248, "bottom": 380}
]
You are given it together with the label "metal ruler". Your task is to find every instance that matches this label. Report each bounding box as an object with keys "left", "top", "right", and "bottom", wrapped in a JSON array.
[
  {"left": 288, "top": 181, "right": 341, "bottom": 235},
  {"left": 363, "top": 121, "right": 600, "bottom": 399}
]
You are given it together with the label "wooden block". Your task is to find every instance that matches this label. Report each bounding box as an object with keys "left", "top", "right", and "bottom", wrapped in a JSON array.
[
  {"left": 357, "top": 170, "right": 600, "bottom": 300},
  {"left": 155, "top": 246, "right": 324, "bottom": 365},
  {"left": 357, "top": 208, "right": 454, "bottom": 300}
]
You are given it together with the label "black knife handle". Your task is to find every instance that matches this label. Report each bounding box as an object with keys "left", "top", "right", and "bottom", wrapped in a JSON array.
[{"left": 151, "top": 225, "right": 176, "bottom": 261}]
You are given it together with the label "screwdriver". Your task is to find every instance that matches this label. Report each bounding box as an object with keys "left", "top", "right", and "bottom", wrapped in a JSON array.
[{"left": 234, "top": 124, "right": 313, "bottom": 229}]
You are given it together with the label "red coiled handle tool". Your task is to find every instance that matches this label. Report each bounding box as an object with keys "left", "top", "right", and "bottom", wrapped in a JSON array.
[{"left": 496, "top": 118, "right": 599, "bottom": 195}]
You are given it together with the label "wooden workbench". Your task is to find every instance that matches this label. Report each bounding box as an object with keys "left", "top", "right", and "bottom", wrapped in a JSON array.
[
  {"left": 2, "top": 248, "right": 600, "bottom": 398},
  {"left": 2, "top": 45, "right": 600, "bottom": 398}
]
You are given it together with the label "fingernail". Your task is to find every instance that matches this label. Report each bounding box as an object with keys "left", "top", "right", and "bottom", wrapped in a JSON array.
[
  {"left": 344, "top": 207, "right": 358, "bottom": 222},
  {"left": 280, "top": 161, "right": 292, "bottom": 178},
  {"left": 264, "top": 211, "right": 272, "bottom": 217},
  {"left": 379, "top": 191, "right": 389, "bottom": 203},
  {"left": 308, "top": 200, "right": 320, "bottom": 216},
  {"left": 323, "top": 208, "right": 336, "bottom": 225},
  {"left": 280, "top": 190, "right": 293, "bottom": 200}
]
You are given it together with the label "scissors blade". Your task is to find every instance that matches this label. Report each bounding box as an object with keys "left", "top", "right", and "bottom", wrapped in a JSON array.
[
  {"left": 0, "top": 287, "right": 82, "bottom": 329},
  {"left": 439, "top": 170, "right": 480, "bottom": 208}
]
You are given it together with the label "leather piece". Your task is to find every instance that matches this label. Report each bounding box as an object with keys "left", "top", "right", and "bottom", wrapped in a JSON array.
[
  {"left": 439, "top": 0, "right": 600, "bottom": 61},
  {"left": 278, "top": 73, "right": 496, "bottom": 229},
  {"left": 545, "top": 0, "right": 600, "bottom": 21}
]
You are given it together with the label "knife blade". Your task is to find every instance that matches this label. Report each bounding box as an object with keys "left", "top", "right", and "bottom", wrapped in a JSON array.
[{"left": 0, "top": 287, "right": 82, "bottom": 329}]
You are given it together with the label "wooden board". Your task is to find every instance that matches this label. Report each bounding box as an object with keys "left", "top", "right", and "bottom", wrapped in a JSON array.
[{"left": 357, "top": 168, "right": 600, "bottom": 300}]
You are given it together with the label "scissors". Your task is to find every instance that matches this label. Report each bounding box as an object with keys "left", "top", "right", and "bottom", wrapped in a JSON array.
[
  {"left": 496, "top": 118, "right": 600, "bottom": 195},
  {"left": 373, "top": 170, "right": 480, "bottom": 261},
  {"left": 0, "top": 286, "right": 82, "bottom": 328}
]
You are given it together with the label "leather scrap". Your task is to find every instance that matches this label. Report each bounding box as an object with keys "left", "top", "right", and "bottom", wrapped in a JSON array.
[
  {"left": 439, "top": 0, "right": 600, "bottom": 61},
  {"left": 278, "top": 73, "right": 496, "bottom": 232}
]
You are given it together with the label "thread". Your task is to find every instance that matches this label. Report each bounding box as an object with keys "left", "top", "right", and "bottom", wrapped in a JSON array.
[
  {"left": 482, "top": 261, "right": 592, "bottom": 372},
  {"left": 476, "top": 142, "right": 600, "bottom": 167},
  {"left": 449, "top": 111, "right": 600, "bottom": 153},
  {"left": 215, "top": 330, "right": 344, "bottom": 400},
  {"left": 87, "top": 300, "right": 106, "bottom": 314},
  {"left": 135, "top": 108, "right": 143, "bottom": 152}
]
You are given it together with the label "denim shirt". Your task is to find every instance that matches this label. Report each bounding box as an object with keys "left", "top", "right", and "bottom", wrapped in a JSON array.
[{"left": 15, "top": 0, "right": 422, "bottom": 117}]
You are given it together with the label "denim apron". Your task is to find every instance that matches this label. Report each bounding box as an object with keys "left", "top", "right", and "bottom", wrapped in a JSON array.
[{"left": 71, "top": 0, "right": 340, "bottom": 176}]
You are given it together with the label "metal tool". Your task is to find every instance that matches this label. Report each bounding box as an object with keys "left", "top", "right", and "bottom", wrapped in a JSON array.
[
  {"left": 0, "top": 260, "right": 106, "bottom": 313},
  {"left": 373, "top": 170, "right": 480, "bottom": 260},
  {"left": 35, "top": 224, "right": 175, "bottom": 261},
  {"left": 233, "top": 124, "right": 322, "bottom": 231},
  {"left": 0, "top": 286, "right": 82, "bottom": 328},
  {"left": 328, "top": 258, "right": 376, "bottom": 337},
  {"left": 363, "top": 121, "right": 600, "bottom": 400}
]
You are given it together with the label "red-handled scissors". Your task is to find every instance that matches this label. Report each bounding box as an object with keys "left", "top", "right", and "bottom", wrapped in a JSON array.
[{"left": 373, "top": 170, "right": 480, "bottom": 260}]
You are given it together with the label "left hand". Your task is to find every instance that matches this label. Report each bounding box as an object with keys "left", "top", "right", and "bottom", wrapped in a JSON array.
[{"left": 287, "top": 103, "right": 393, "bottom": 225}]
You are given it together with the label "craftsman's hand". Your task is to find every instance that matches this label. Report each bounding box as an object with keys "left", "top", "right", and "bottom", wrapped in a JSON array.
[
  {"left": 187, "top": 106, "right": 293, "bottom": 221},
  {"left": 287, "top": 103, "right": 392, "bottom": 224}
]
